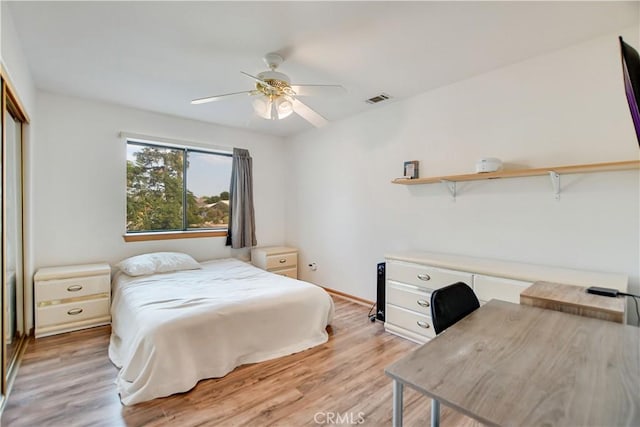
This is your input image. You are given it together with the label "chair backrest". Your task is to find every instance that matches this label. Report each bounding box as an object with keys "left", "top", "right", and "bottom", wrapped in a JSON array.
[{"left": 430, "top": 282, "right": 480, "bottom": 334}]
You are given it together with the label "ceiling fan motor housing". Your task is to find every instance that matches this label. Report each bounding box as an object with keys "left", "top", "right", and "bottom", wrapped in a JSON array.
[{"left": 256, "top": 70, "right": 292, "bottom": 95}]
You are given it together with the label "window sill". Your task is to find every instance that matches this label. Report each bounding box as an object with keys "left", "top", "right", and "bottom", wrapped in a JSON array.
[{"left": 123, "top": 230, "right": 228, "bottom": 242}]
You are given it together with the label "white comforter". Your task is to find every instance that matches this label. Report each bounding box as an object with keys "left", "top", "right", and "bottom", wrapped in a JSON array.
[{"left": 109, "top": 258, "right": 334, "bottom": 405}]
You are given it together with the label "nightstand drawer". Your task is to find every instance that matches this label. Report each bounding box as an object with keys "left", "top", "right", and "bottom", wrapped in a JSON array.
[
  {"left": 37, "top": 297, "right": 110, "bottom": 328},
  {"left": 265, "top": 253, "right": 297, "bottom": 270},
  {"left": 386, "top": 304, "right": 435, "bottom": 339},
  {"left": 387, "top": 261, "right": 473, "bottom": 291},
  {"left": 274, "top": 267, "right": 297, "bottom": 279},
  {"left": 35, "top": 274, "right": 110, "bottom": 303},
  {"left": 387, "top": 282, "right": 431, "bottom": 315},
  {"left": 251, "top": 246, "right": 298, "bottom": 279}
]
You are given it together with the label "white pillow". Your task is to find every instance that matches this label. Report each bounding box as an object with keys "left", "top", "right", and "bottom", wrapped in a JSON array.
[{"left": 117, "top": 252, "right": 201, "bottom": 277}]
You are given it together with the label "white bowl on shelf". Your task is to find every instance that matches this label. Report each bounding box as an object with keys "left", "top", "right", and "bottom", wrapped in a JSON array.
[{"left": 475, "top": 158, "right": 503, "bottom": 173}]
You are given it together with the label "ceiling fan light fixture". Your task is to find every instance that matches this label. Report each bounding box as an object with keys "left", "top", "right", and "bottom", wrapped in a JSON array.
[
  {"left": 275, "top": 96, "right": 293, "bottom": 119},
  {"left": 252, "top": 95, "right": 293, "bottom": 121},
  {"left": 251, "top": 95, "right": 272, "bottom": 120}
]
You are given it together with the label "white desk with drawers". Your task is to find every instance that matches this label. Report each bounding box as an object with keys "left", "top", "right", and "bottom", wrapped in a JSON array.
[{"left": 384, "top": 251, "right": 628, "bottom": 343}]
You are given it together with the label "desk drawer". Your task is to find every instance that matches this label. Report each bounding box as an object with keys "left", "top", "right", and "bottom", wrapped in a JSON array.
[
  {"left": 36, "top": 274, "right": 110, "bottom": 303},
  {"left": 387, "top": 282, "right": 431, "bottom": 314},
  {"left": 474, "top": 274, "right": 531, "bottom": 304},
  {"left": 386, "top": 304, "right": 435, "bottom": 339},
  {"left": 387, "top": 261, "right": 473, "bottom": 291},
  {"left": 266, "top": 253, "right": 297, "bottom": 270},
  {"left": 37, "top": 297, "right": 110, "bottom": 328}
]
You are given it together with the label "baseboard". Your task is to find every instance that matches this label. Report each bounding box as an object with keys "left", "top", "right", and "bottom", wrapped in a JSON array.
[{"left": 322, "top": 286, "right": 374, "bottom": 307}]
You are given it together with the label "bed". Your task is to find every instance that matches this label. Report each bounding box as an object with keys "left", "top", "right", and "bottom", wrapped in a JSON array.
[{"left": 108, "top": 256, "right": 334, "bottom": 405}]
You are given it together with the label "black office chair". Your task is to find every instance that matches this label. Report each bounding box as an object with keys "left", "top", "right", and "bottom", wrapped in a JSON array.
[{"left": 430, "top": 282, "right": 480, "bottom": 334}]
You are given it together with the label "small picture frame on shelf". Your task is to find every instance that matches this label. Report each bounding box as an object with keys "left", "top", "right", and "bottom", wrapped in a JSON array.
[{"left": 403, "top": 160, "right": 419, "bottom": 179}]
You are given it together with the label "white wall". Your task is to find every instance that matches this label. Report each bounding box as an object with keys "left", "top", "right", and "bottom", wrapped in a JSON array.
[
  {"left": 32, "top": 92, "right": 288, "bottom": 269},
  {"left": 285, "top": 28, "right": 640, "bottom": 322},
  {"left": 1, "top": 3, "right": 36, "bottom": 115}
]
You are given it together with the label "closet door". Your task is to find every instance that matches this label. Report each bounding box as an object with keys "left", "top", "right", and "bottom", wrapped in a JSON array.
[
  {"left": 4, "top": 108, "right": 24, "bottom": 373},
  {"left": 0, "top": 80, "right": 3, "bottom": 400},
  {"left": 1, "top": 76, "right": 28, "bottom": 396}
]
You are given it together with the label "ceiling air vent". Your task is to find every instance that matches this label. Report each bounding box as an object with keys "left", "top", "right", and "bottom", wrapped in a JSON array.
[{"left": 365, "top": 93, "right": 391, "bottom": 104}]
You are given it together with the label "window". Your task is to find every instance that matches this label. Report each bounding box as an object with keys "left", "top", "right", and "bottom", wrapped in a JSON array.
[{"left": 126, "top": 139, "right": 232, "bottom": 236}]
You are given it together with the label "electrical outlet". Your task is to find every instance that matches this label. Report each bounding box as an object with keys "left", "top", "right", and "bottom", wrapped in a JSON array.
[{"left": 308, "top": 262, "right": 317, "bottom": 271}]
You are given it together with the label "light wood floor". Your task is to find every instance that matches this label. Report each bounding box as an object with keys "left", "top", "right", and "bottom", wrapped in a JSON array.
[{"left": 2, "top": 296, "right": 481, "bottom": 426}]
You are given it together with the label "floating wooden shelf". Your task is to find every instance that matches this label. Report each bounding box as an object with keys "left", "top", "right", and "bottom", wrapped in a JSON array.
[
  {"left": 392, "top": 160, "right": 640, "bottom": 199},
  {"left": 392, "top": 160, "right": 640, "bottom": 185}
]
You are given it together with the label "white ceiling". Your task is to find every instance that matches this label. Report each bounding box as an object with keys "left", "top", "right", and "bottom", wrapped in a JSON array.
[{"left": 6, "top": 1, "right": 639, "bottom": 137}]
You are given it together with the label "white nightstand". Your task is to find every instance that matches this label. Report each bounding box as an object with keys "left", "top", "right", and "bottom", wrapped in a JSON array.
[
  {"left": 34, "top": 263, "right": 111, "bottom": 338},
  {"left": 251, "top": 246, "right": 298, "bottom": 279}
]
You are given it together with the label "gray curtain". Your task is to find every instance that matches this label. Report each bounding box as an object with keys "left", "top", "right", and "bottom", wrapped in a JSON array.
[{"left": 225, "top": 148, "right": 257, "bottom": 248}]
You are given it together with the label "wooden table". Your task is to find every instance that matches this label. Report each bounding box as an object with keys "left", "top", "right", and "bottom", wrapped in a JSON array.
[
  {"left": 385, "top": 300, "right": 640, "bottom": 427},
  {"left": 520, "top": 281, "right": 626, "bottom": 323}
]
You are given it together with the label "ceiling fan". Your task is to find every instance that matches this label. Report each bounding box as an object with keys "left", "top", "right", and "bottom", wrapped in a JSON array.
[{"left": 191, "top": 53, "right": 345, "bottom": 128}]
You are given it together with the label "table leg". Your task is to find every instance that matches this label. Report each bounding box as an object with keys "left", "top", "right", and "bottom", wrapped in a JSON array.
[
  {"left": 431, "top": 398, "right": 440, "bottom": 427},
  {"left": 392, "top": 379, "right": 403, "bottom": 427}
]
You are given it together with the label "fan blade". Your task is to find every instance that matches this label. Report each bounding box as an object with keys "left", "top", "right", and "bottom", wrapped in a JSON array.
[
  {"left": 292, "top": 99, "right": 328, "bottom": 128},
  {"left": 290, "top": 84, "right": 346, "bottom": 97},
  {"left": 240, "top": 71, "right": 277, "bottom": 90},
  {"left": 191, "top": 91, "right": 254, "bottom": 105}
]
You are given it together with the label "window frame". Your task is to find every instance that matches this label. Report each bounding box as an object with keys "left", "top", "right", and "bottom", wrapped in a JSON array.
[{"left": 124, "top": 138, "right": 232, "bottom": 241}]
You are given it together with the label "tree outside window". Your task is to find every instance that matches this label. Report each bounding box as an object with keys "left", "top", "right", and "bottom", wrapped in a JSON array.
[{"left": 126, "top": 141, "right": 232, "bottom": 233}]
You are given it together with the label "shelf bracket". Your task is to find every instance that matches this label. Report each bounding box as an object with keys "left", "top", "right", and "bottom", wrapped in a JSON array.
[
  {"left": 549, "top": 171, "right": 560, "bottom": 200},
  {"left": 441, "top": 179, "right": 456, "bottom": 200}
]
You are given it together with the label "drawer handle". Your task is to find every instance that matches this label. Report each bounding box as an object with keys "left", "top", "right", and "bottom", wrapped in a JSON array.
[
  {"left": 417, "top": 299, "right": 430, "bottom": 308},
  {"left": 416, "top": 321, "right": 430, "bottom": 329},
  {"left": 279, "top": 259, "right": 287, "bottom": 264},
  {"left": 67, "top": 308, "right": 83, "bottom": 316},
  {"left": 417, "top": 273, "right": 431, "bottom": 281},
  {"left": 67, "top": 284, "right": 83, "bottom": 292}
]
